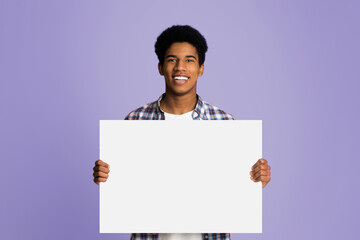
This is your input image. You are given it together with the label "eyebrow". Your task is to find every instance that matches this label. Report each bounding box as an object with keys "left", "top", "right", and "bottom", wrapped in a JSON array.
[{"left": 165, "top": 55, "right": 197, "bottom": 59}]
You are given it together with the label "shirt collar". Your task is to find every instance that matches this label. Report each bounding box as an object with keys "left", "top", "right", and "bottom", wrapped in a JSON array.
[{"left": 156, "top": 93, "right": 206, "bottom": 120}]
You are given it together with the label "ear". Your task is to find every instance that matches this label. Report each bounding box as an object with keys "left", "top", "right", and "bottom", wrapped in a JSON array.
[
  {"left": 158, "top": 62, "right": 164, "bottom": 75},
  {"left": 198, "top": 64, "right": 205, "bottom": 77}
]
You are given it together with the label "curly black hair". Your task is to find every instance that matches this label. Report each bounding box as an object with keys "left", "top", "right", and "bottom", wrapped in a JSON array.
[{"left": 155, "top": 25, "right": 208, "bottom": 66}]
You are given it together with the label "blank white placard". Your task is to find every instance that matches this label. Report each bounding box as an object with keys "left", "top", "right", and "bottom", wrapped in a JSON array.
[{"left": 100, "top": 120, "right": 262, "bottom": 233}]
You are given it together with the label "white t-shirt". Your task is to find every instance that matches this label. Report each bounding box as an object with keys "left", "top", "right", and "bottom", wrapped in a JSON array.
[
  {"left": 158, "top": 233, "right": 202, "bottom": 240},
  {"left": 159, "top": 110, "right": 202, "bottom": 240},
  {"left": 163, "top": 110, "right": 193, "bottom": 120}
]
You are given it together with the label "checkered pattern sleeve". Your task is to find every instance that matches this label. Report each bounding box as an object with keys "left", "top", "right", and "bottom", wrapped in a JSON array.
[
  {"left": 131, "top": 233, "right": 159, "bottom": 240},
  {"left": 198, "top": 100, "right": 235, "bottom": 120},
  {"left": 207, "top": 233, "right": 231, "bottom": 240},
  {"left": 125, "top": 100, "right": 163, "bottom": 120}
]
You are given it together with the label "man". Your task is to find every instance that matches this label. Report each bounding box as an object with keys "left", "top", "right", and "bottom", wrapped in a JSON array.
[{"left": 93, "top": 25, "right": 271, "bottom": 240}]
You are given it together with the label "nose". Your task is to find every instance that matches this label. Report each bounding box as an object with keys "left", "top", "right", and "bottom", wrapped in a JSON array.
[{"left": 174, "top": 59, "right": 186, "bottom": 71}]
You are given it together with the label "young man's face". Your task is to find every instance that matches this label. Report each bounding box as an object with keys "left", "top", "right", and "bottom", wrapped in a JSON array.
[{"left": 158, "top": 42, "right": 204, "bottom": 97}]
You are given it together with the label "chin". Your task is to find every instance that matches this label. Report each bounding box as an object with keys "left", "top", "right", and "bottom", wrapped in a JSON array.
[
  {"left": 166, "top": 84, "right": 196, "bottom": 97},
  {"left": 169, "top": 89, "right": 192, "bottom": 97},
  {"left": 173, "top": 91, "right": 189, "bottom": 96}
]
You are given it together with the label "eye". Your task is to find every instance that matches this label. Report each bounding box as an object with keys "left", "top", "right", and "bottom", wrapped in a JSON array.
[
  {"left": 167, "top": 58, "right": 176, "bottom": 62},
  {"left": 186, "top": 59, "right": 195, "bottom": 62}
]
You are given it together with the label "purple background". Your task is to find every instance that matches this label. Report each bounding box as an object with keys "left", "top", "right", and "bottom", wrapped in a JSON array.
[{"left": 1, "top": 0, "right": 359, "bottom": 239}]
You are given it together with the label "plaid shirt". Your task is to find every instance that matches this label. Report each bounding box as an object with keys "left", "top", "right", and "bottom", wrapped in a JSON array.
[
  {"left": 130, "top": 233, "right": 231, "bottom": 240},
  {"left": 125, "top": 94, "right": 234, "bottom": 121},
  {"left": 126, "top": 94, "right": 234, "bottom": 240}
]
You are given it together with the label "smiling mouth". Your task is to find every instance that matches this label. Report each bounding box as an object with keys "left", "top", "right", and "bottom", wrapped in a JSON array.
[{"left": 173, "top": 76, "right": 189, "bottom": 81}]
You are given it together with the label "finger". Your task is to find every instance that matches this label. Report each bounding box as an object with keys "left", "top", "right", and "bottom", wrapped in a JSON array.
[
  {"left": 254, "top": 175, "right": 271, "bottom": 183},
  {"left": 252, "top": 164, "right": 269, "bottom": 173},
  {"left": 93, "top": 165, "right": 110, "bottom": 174},
  {"left": 254, "top": 169, "right": 271, "bottom": 179},
  {"left": 262, "top": 176, "right": 271, "bottom": 188},
  {"left": 259, "top": 158, "right": 268, "bottom": 164},
  {"left": 95, "top": 159, "right": 110, "bottom": 168},
  {"left": 95, "top": 159, "right": 109, "bottom": 167},
  {"left": 251, "top": 169, "right": 270, "bottom": 180},
  {"left": 94, "top": 177, "right": 107, "bottom": 183},
  {"left": 262, "top": 179, "right": 270, "bottom": 188},
  {"left": 93, "top": 171, "right": 109, "bottom": 179},
  {"left": 251, "top": 163, "right": 270, "bottom": 178},
  {"left": 251, "top": 158, "right": 267, "bottom": 170},
  {"left": 93, "top": 178, "right": 99, "bottom": 185},
  {"left": 251, "top": 161, "right": 260, "bottom": 170},
  {"left": 250, "top": 170, "right": 262, "bottom": 179},
  {"left": 253, "top": 169, "right": 270, "bottom": 180},
  {"left": 250, "top": 169, "right": 270, "bottom": 181},
  {"left": 250, "top": 175, "right": 255, "bottom": 182}
]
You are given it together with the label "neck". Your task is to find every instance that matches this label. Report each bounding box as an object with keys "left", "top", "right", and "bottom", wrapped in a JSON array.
[{"left": 160, "top": 91, "right": 197, "bottom": 115}]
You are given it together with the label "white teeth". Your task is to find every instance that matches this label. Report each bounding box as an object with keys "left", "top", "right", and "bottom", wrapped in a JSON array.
[{"left": 174, "top": 76, "right": 189, "bottom": 81}]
